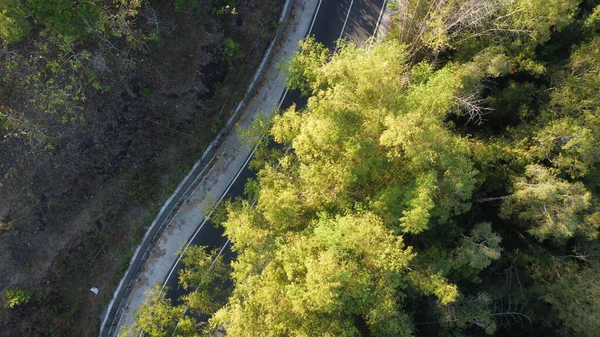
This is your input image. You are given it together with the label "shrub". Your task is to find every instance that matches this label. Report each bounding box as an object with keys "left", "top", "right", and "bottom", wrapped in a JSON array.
[
  {"left": 222, "top": 37, "right": 244, "bottom": 65},
  {"left": 0, "top": 0, "right": 31, "bottom": 44},
  {"left": 3, "top": 288, "right": 32, "bottom": 309}
]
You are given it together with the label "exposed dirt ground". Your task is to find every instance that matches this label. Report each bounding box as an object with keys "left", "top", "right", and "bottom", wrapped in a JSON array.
[{"left": 0, "top": 1, "right": 282, "bottom": 336}]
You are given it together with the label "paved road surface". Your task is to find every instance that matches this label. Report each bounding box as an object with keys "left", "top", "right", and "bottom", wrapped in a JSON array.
[{"left": 163, "top": 0, "right": 388, "bottom": 313}]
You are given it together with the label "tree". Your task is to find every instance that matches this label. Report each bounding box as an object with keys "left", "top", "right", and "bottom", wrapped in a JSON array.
[
  {"left": 501, "top": 165, "right": 595, "bottom": 241},
  {"left": 214, "top": 212, "right": 415, "bottom": 337},
  {"left": 120, "top": 285, "right": 187, "bottom": 337},
  {"left": 390, "top": 0, "right": 500, "bottom": 59},
  {"left": 178, "top": 245, "right": 231, "bottom": 315},
  {"left": 213, "top": 39, "right": 485, "bottom": 336},
  {"left": 452, "top": 222, "right": 502, "bottom": 282},
  {"left": 123, "top": 246, "right": 231, "bottom": 337},
  {"left": 508, "top": 0, "right": 580, "bottom": 44},
  {"left": 543, "top": 260, "right": 600, "bottom": 337},
  {"left": 0, "top": 0, "right": 31, "bottom": 44},
  {"left": 285, "top": 36, "right": 329, "bottom": 96},
  {"left": 515, "top": 244, "right": 600, "bottom": 337},
  {"left": 25, "top": 0, "right": 100, "bottom": 38},
  {"left": 390, "top": 0, "right": 581, "bottom": 69},
  {"left": 528, "top": 116, "right": 600, "bottom": 178},
  {"left": 442, "top": 293, "right": 497, "bottom": 335},
  {"left": 124, "top": 3, "right": 600, "bottom": 335},
  {"left": 530, "top": 36, "right": 600, "bottom": 178}
]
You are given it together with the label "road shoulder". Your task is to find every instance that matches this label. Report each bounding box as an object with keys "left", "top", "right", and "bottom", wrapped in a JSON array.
[{"left": 107, "top": 0, "right": 320, "bottom": 335}]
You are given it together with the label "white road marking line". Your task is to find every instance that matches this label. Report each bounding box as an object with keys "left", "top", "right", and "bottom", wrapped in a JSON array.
[
  {"left": 167, "top": 0, "right": 383, "bottom": 295},
  {"left": 119, "top": 1, "right": 326, "bottom": 336},
  {"left": 308, "top": 0, "right": 324, "bottom": 35},
  {"left": 161, "top": 49, "right": 293, "bottom": 294},
  {"left": 373, "top": 0, "right": 388, "bottom": 39},
  {"left": 174, "top": 0, "right": 365, "bottom": 292},
  {"left": 337, "top": 0, "right": 355, "bottom": 44},
  {"left": 161, "top": 49, "right": 293, "bottom": 297},
  {"left": 168, "top": 236, "right": 231, "bottom": 337},
  {"left": 278, "top": 87, "right": 290, "bottom": 110},
  {"left": 213, "top": 239, "right": 230, "bottom": 264},
  {"left": 160, "top": 140, "right": 258, "bottom": 292},
  {"left": 161, "top": 0, "right": 378, "bottom": 334}
]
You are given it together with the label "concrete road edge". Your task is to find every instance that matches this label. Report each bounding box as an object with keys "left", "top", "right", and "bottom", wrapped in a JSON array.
[{"left": 98, "top": 1, "right": 299, "bottom": 335}]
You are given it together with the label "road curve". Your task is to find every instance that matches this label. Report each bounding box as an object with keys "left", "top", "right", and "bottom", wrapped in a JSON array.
[
  {"left": 162, "top": 0, "right": 390, "bottom": 318},
  {"left": 107, "top": 1, "right": 390, "bottom": 335},
  {"left": 101, "top": 1, "right": 311, "bottom": 336}
]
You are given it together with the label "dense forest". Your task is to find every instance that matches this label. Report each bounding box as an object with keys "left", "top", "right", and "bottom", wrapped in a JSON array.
[
  {"left": 124, "top": 0, "right": 600, "bottom": 336},
  {"left": 0, "top": 0, "right": 283, "bottom": 336}
]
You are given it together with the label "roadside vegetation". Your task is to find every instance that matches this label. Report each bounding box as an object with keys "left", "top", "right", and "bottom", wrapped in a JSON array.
[
  {"left": 126, "top": 0, "right": 600, "bottom": 336},
  {"left": 0, "top": 0, "right": 283, "bottom": 336}
]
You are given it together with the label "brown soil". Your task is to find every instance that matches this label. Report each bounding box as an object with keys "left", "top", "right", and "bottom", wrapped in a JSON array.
[{"left": 0, "top": 0, "right": 282, "bottom": 336}]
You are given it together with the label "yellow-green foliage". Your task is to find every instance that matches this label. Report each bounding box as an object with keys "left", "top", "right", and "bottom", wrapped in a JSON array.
[
  {"left": 501, "top": 165, "right": 595, "bottom": 241},
  {"left": 0, "top": 0, "right": 30, "bottom": 44},
  {"left": 125, "top": 1, "right": 600, "bottom": 336},
  {"left": 3, "top": 288, "right": 32, "bottom": 309},
  {"left": 212, "top": 39, "right": 484, "bottom": 336}
]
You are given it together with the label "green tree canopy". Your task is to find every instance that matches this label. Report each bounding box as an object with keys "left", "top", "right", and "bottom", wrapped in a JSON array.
[
  {"left": 501, "top": 165, "right": 595, "bottom": 241},
  {"left": 124, "top": 1, "right": 600, "bottom": 336},
  {"left": 212, "top": 39, "right": 499, "bottom": 336},
  {"left": 0, "top": 0, "right": 30, "bottom": 44}
]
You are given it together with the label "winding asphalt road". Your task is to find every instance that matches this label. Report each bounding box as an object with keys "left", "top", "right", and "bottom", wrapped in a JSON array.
[{"left": 163, "top": 0, "right": 388, "bottom": 314}]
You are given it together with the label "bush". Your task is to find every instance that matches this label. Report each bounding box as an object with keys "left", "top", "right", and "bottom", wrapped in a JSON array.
[
  {"left": 25, "top": 0, "right": 99, "bottom": 38},
  {"left": 3, "top": 288, "right": 32, "bottom": 309},
  {"left": 222, "top": 37, "right": 244, "bottom": 65},
  {"left": 174, "top": 0, "right": 198, "bottom": 13},
  {"left": 0, "top": 0, "right": 31, "bottom": 44}
]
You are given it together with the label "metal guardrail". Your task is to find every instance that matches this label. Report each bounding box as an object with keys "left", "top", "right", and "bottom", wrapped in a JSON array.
[{"left": 99, "top": 1, "right": 295, "bottom": 335}]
